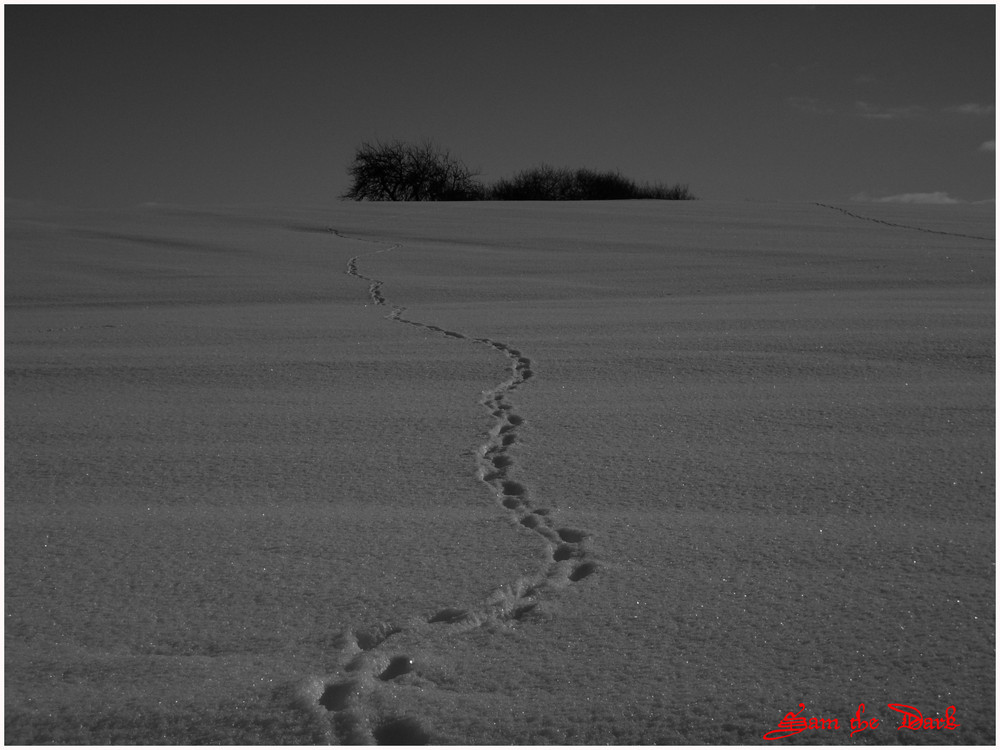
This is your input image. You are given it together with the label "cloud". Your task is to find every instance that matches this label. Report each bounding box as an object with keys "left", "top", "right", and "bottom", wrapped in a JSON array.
[
  {"left": 854, "top": 101, "right": 926, "bottom": 120},
  {"left": 979, "top": 140, "right": 995, "bottom": 151},
  {"left": 946, "top": 103, "right": 995, "bottom": 115},
  {"left": 786, "top": 96, "right": 832, "bottom": 115},
  {"left": 791, "top": 99, "right": 991, "bottom": 123},
  {"left": 874, "top": 191, "right": 961, "bottom": 205}
]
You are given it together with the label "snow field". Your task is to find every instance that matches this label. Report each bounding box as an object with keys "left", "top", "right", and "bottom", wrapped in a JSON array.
[{"left": 4, "top": 199, "right": 994, "bottom": 743}]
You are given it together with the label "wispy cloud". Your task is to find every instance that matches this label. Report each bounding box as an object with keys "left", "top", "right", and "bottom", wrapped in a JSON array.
[
  {"left": 873, "top": 191, "right": 961, "bottom": 205},
  {"left": 786, "top": 96, "right": 833, "bottom": 115},
  {"left": 854, "top": 101, "right": 926, "bottom": 120},
  {"left": 790, "top": 98, "right": 992, "bottom": 123},
  {"left": 945, "top": 103, "right": 995, "bottom": 115},
  {"left": 979, "top": 140, "right": 995, "bottom": 151}
]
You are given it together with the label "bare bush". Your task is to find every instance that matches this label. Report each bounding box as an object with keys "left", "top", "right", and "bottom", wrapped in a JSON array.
[
  {"left": 342, "top": 141, "right": 694, "bottom": 201},
  {"left": 489, "top": 164, "right": 579, "bottom": 200},
  {"left": 342, "top": 140, "right": 483, "bottom": 201},
  {"left": 487, "top": 164, "right": 695, "bottom": 200}
]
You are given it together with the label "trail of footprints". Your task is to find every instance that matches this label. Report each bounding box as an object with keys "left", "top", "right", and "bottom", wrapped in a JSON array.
[
  {"left": 814, "top": 202, "right": 994, "bottom": 241},
  {"left": 296, "top": 230, "right": 599, "bottom": 744}
]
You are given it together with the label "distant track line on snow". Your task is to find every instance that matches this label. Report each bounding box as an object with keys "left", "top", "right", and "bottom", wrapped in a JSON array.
[
  {"left": 813, "top": 202, "right": 994, "bottom": 241},
  {"left": 292, "top": 227, "right": 600, "bottom": 744}
]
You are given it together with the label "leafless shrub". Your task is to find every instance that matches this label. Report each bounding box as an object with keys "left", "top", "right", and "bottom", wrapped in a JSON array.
[
  {"left": 488, "top": 164, "right": 695, "bottom": 200},
  {"left": 342, "top": 141, "right": 695, "bottom": 201},
  {"left": 342, "top": 140, "right": 483, "bottom": 201}
]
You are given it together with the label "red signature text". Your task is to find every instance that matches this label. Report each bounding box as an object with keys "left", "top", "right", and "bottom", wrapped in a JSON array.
[
  {"left": 849, "top": 703, "right": 879, "bottom": 737},
  {"left": 764, "top": 703, "right": 961, "bottom": 740},
  {"left": 888, "top": 703, "right": 960, "bottom": 731},
  {"left": 763, "top": 703, "right": 840, "bottom": 740}
]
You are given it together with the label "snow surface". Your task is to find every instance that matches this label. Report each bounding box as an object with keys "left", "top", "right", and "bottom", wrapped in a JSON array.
[{"left": 4, "top": 199, "right": 995, "bottom": 744}]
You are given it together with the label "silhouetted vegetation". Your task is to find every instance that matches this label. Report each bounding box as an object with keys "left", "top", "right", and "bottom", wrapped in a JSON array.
[
  {"left": 343, "top": 141, "right": 694, "bottom": 201},
  {"left": 342, "top": 140, "right": 483, "bottom": 201},
  {"left": 487, "top": 164, "right": 693, "bottom": 201}
]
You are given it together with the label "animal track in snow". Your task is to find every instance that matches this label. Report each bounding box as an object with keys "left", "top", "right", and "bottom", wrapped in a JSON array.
[
  {"left": 813, "top": 202, "right": 994, "bottom": 241},
  {"left": 378, "top": 656, "right": 415, "bottom": 681},
  {"left": 372, "top": 716, "right": 432, "bottom": 745},
  {"left": 426, "top": 606, "right": 471, "bottom": 625},
  {"left": 556, "top": 527, "right": 591, "bottom": 544},
  {"left": 353, "top": 622, "right": 403, "bottom": 652},
  {"left": 500, "top": 480, "right": 526, "bottom": 497},
  {"left": 296, "top": 229, "right": 602, "bottom": 744},
  {"left": 318, "top": 680, "right": 358, "bottom": 712},
  {"left": 569, "top": 560, "right": 600, "bottom": 582}
]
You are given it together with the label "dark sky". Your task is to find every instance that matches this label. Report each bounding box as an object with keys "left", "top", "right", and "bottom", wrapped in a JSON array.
[{"left": 5, "top": 4, "right": 995, "bottom": 208}]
